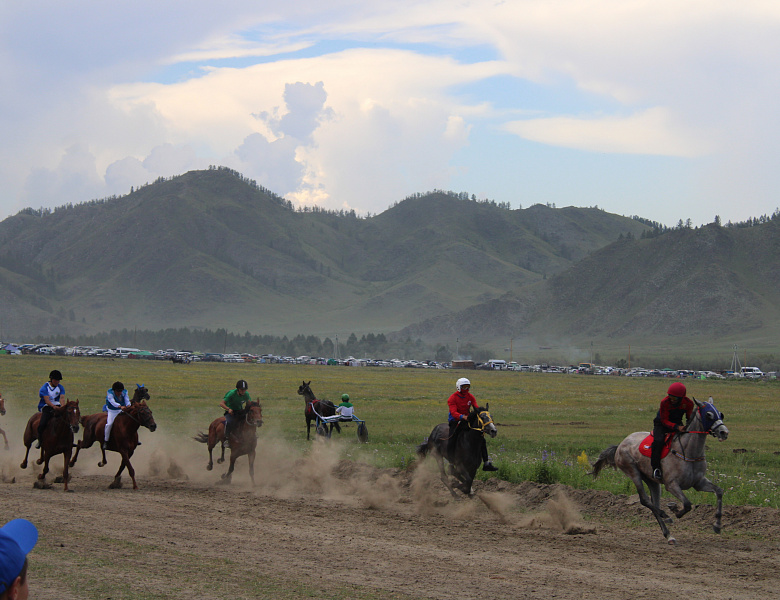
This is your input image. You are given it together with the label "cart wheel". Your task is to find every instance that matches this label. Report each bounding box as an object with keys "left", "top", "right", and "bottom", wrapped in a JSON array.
[
  {"left": 316, "top": 424, "right": 329, "bottom": 438},
  {"left": 357, "top": 422, "right": 368, "bottom": 443}
]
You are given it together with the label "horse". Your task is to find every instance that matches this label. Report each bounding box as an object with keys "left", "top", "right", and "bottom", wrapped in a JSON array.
[
  {"left": 20, "top": 399, "right": 81, "bottom": 491},
  {"left": 0, "top": 396, "right": 8, "bottom": 449},
  {"left": 194, "top": 400, "right": 263, "bottom": 484},
  {"left": 298, "top": 380, "right": 340, "bottom": 439},
  {"left": 590, "top": 396, "right": 729, "bottom": 544},
  {"left": 69, "top": 394, "right": 157, "bottom": 490},
  {"left": 417, "top": 404, "right": 497, "bottom": 498}
]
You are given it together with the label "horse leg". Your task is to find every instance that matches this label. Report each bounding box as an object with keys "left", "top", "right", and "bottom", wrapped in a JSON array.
[
  {"left": 220, "top": 454, "right": 236, "bottom": 484},
  {"left": 20, "top": 443, "right": 32, "bottom": 469},
  {"left": 0, "top": 428, "right": 8, "bottom": 450},
  {"left": 206, "top": 444, "right": 214, "bottom": 470},
  {"left": 248, "top": 449, "right": 256, "bottom": 486},
  {"left": 693, "top": 477, "right": 725, "bottom": 533},
  {"left": 435, "top": 455, "right": 459, "bottom": 499},
  {"left": 62, "top": 450, "right": 72, "bottom": 492},
  {"left": 664, "top": 479, "right": 694, "bottom": 522},
  {"left": 627, "top": 469, "right": 673, "bottom": 541},
  {"left": 217, "top": 442, "right": 225, "bottom": 464},
  {"left": 69, "top": 441, "right": 83, "bottom": 468},
  {"left": 306, "top": 416, "right": 312, "bottom": 440}
]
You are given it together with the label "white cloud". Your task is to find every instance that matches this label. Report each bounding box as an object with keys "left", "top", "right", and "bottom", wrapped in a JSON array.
[
  {"left": 2, "top": 1, "right": 780, "bottom": 225},
  {"left": 503, "top": 107, "right": 713, "bottom": 157}
]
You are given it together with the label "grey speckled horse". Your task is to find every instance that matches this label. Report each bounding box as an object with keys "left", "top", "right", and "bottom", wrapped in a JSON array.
[{"left": 591, "top": 397, "right": 728, "bottom": 544}]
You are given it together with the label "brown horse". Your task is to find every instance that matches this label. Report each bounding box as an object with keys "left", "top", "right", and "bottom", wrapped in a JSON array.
[
  {"left": 20, "top": 399, "right": 81, "bottom": 491},
  {"left": 69, "top": 395, "right": 157, "bottom": 490},
  {"left": 298, "top": 380, "right": 340, "bottom": 440},
  {"left": 0, "top": 396, "right": 8, "bottom": 449},
  {"left": 194, "top": 400, "right": 263, "bottom": 484}
]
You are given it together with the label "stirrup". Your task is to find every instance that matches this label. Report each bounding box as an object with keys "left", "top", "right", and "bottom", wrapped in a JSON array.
[
  {"left": 653, "top": 468, "right": 662, "bottom": 481},
  {"left": 35, "top": 440, "right": 41, "bottom": 449}
]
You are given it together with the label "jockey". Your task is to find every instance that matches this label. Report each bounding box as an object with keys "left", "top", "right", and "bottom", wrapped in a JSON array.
[
  {"left": 36, "top": 369, "right": 64, "bottom": 449},
  {"left": 336, "top": 394, "right": 353, "bottom": 420},
  {"left": 651, "top": 381, "right": 694, "bottom": 481},
  {"left": 103, "top": 381, "right": 131, "bottom": 450},
  {"left": 219, "top": 380, "right": 250, "bottom": 449},
  {"left": 447, "top": 378, "right": 498, "bottom": 471}
]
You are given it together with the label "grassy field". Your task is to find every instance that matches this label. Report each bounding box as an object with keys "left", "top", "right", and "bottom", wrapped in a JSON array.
[{"left": 1, "top": 355, "right": 778, "bottom": 508}]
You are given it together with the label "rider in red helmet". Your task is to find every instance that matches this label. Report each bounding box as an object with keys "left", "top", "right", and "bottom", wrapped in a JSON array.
[{"left": 650, "top": 381, "right": 694, "bottom": 481}]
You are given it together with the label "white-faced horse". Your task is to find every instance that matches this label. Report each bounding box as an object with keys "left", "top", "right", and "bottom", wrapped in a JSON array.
[{"left": 591, "top": 397, "right": 728, "bottom": 543}]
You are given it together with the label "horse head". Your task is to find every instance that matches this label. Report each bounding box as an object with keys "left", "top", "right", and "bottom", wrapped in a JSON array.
[
  {"left": 692, "top": 397, "right": 728, "bottom": 441},
  {"left": 132, "top": 384, "right": 150, "bottom": 404},
  {"left": 61, "top": 399, "right": 81, "bottom": 433},
  {"left": 297, "top": 380, "right": 313, "bottom": 399},
  {"left": 246, "top": 400, "right": 264, "bottom": 428},
  {"left": 471, "top": 403, "right": 497, "bottom": 438},
  {"left": 133, "top": 400, "right": 157, "bottom": 432}
]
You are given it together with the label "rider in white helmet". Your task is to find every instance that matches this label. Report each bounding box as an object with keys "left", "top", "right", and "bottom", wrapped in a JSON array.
[{"left": 447, "top": 378, "right": 498, "bottom": 471}]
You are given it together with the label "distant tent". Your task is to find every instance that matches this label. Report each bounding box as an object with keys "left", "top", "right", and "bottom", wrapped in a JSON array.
[
  {"left": 128, "top": 350, "right": 155, "bottom": 359},
  {"left": 3, "top": 344, "right": 20, "bottom": 354}
]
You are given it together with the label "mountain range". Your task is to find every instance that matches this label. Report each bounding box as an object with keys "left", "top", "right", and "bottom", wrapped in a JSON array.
[{"left": 0, "top": 168, "right": 777, "bottom": 362}]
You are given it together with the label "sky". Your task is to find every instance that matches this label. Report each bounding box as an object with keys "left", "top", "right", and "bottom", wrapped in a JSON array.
[{"left": 3, "top": 1, "right": 780, "bottom": 227}]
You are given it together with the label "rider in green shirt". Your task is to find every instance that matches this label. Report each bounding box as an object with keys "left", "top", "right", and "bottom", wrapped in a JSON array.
[{"left": 219, "top": 380, "right": 250, "bottom": 448}]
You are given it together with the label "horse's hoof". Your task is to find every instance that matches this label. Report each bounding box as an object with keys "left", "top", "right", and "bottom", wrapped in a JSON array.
[
  {"left": 20, "top": 461, "right": 27, "bottom": 469},
  {"left": 713, "top": 525, "right": 721, "bottom": 534},
  {"left": 54, "top": 476, "right": 64, "bottom": 483},
  {"left": 667, "top": 537, "right": 677, "bottom": 545},
  {"left": 98, "top": 461, "right": 106, "bottom": 468},
  {"left": 109, "top": 480, "right": 122, "bottom": 489},
  {"left": 35, "top": 458, "right": 44, "bottom": 465},
  {"left": 217, "top": 458, "right": 224, "bottom": 464},
  {"left": 33, "top": 480, "right": 52, "bottom": 490},
  {"left": 206, "top": 464, "right": 213, "bottom": 471},
  {"left": 65, "top": 488, "right": 74, "bottom": 493}
]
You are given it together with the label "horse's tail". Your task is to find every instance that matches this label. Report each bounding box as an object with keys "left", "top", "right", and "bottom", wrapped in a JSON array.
[
  {"left": 193, "top": 432, "right": 209, "bottom": 444},
  {"left": 416, "top": 438, "right": 431, "bottom": 458},
  {"left": 589, "top": 445, "right": 618, "bottom": 478}
]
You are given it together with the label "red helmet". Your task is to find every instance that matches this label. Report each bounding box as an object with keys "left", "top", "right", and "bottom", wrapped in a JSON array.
[{"left": 667, "top": 382, "right": 686, "bottom": 398}]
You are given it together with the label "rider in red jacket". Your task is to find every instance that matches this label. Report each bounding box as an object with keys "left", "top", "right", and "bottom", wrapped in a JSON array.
[
  {"left": 651, "top": 381, "right": 694, "bottom": 481},
  {"left": 447, "top": 378, "right": 498, "bottom": 471}
]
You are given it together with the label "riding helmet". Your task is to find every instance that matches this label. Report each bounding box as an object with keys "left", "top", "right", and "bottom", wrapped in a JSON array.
[
  {"left": 236, "top": 379, "right": 248, "bottom": 390},
  {"left": 112, "top": 381, "right": 125, "bottom": 392},
  {"left": 49, "top": 369, "right": 63, "bottom": 381},
  {"left": 341, "top": 394, "right": 349, "bottom": 401},
  {"left": 456, "top": 377, "right": 471, "bottom": 391},
  {"left": 667, "top": 382, "right": 686, "bottom": 398}
]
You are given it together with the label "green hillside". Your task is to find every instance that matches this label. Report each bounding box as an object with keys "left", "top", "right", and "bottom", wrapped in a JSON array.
[{"left": 0, "top": 168, "right": 653, "bottom": 341}]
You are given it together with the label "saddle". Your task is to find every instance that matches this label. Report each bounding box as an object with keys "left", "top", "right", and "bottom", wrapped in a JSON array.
[{"left": 638, "top": 432, "right": 675, "bottom": 458}]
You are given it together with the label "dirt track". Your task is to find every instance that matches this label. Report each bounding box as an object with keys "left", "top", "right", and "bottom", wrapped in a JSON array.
[{"left": 2, "top": 436, "right": 779, "bottom": 600}]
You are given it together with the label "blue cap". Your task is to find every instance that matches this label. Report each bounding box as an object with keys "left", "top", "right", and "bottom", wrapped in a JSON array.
[{"left": 0, "top": 519, "right": 38, "bottom": 593}]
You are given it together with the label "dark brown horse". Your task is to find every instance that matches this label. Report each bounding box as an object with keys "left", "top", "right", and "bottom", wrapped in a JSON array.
[
  {"left": 417, "top": 405, "right": 497, "bottom": 498},
  {"left": 194, "top": 400, "right": 263, "bottom": 484},
  {"left": 298, "top": 380, "right": 340, "bottom": 440},
  {"left": 69, "top": 393, "right": 157, "bottom": 490},
  {"left": 20, "top": 399, "right": 81, "bottom": 491},
  {"left": 0, "top": 396, "right": 8, "bottom": 450}
]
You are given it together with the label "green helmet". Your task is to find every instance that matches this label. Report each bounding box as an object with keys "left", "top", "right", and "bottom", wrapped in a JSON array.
[{"left": 341, "top": 394, "right": 350, "bottom": 401}]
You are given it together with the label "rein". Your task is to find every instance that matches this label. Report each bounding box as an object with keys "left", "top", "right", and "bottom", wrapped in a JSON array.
[{"left": 467, "top": 411, "right": 494, "bottom": 435}]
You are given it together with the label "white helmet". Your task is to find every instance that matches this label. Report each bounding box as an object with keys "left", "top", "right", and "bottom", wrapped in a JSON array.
[{"left": 456, "top": 378, "right": 471, "bottom": 391}]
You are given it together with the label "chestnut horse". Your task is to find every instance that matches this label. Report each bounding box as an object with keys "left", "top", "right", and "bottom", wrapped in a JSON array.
[
  {"left": 69, "top": 386, "right": 156, "bottom": 490},
  {"left": 0, "top": 396, "right": 8, "bottom": 449},
  {"left": 194, "top": 400, "right": 263, "bottom": 484},
  {"left": 20, "top": 399, "right": 81, "bottom": 491},
  {"left": 297, "top": 380, "right": 340, "bottom": 440}
]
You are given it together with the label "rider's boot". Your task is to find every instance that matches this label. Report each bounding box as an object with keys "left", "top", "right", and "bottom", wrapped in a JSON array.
[{"left": 483, "top": 460, "right": 499, "bottom": 472}]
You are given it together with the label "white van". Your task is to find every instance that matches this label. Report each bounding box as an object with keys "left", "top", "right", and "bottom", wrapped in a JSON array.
[{"left": 740, "top": 367, "right": 764, "bottom": 379}]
